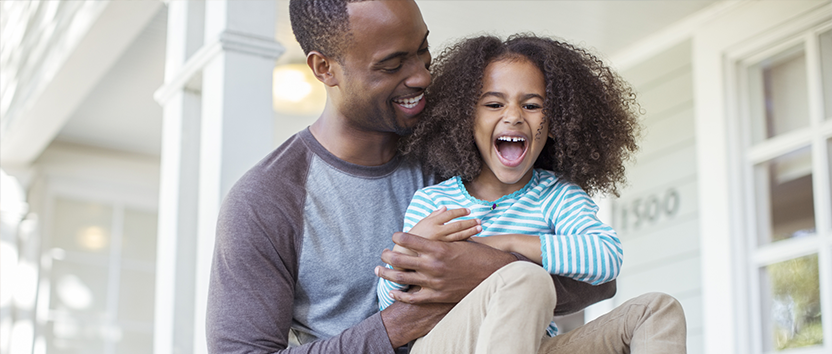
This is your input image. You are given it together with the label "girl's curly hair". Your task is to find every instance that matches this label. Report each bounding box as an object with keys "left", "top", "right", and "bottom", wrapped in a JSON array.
[{"left": 401, "top": 34, "right": 641, "bottom": 197}]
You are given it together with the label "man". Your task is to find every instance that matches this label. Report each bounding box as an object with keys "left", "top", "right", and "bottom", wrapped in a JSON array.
[{"left": 206, "top": 1, "right": 648, "bottom": 353}]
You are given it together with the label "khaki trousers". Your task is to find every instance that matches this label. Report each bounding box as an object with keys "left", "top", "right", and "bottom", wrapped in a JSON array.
[{"left": 411, "top": 263, "right": 687, "bottom": 354}]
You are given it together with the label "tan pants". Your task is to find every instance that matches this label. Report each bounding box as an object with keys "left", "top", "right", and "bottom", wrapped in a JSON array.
[{"left": 411, "top": 263, "right": 687, "bottom": 354}]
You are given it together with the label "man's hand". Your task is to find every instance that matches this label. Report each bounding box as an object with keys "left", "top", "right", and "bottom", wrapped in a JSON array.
[
  {"left": 380, "top": 301, "right": 453, "bottom": 348},
  {"left": 376, "top": 232, "right": 516, "bottom": 304}
]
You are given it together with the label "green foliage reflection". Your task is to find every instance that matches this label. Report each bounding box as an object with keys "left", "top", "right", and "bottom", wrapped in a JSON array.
[{"left": 768, "top": 254, "right": 823, "bottom": 350}]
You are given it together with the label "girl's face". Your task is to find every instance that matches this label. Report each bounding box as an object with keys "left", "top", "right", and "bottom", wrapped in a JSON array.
[{"left": 473, "top": 58, "right": 549, "bottom": 190}]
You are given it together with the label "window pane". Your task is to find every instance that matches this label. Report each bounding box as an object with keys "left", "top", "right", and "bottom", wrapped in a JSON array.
[
  {"left": 114, "top": 330, "right": 153, "bottom": 354},
  {"left": 754, "top": 147, "right": 815, "bottom": 245},
  {"left": 820, "top": 30, "right": 832, "bottom": 119},
  {"left": 46, "top": 320, "right": 106, "bottom": 354},
  {"left": 829, "top": 139, "right": 832, "bottom": 225},
  {"left": 759, "top": 254, "right": 823, "bottom": 351},
  {"left": 749, "top": 45, "right": 810, "bottom": 143},
  {"left": 52, "top": 198, "right": 113, "bottom": 256},
  {"left": 121, "top": 208, "right": 157, "bottom": 263},
  {"left": 117, "top": 268, "right": 154, "bottom": 323},
  {"left": 49, "top": 260, "right": 108, "bottom": 316}
]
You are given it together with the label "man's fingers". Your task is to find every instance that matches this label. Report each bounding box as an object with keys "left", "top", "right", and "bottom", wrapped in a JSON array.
[
  {"left": 390, "top": 289, "right": 425, "bottom": 304},
  {"left": 375, "top": 263, "right": 426, "bottom": 287},
  {"left": 391, "top": 232, "right": 436, "bottom": 253},
  {"left": 381, "top": 246, "right": 426, "bottom": 272},
  {"left": 390, "top": 287, "right": 453, "bottom": 304}
]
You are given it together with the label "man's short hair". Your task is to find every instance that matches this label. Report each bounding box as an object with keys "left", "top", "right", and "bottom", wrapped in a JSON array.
[{"left": 289, "top": 0, "right": 368, "bottom": 61}]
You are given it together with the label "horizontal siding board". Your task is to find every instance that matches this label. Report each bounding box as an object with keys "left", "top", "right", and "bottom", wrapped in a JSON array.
[
  {"left": 688, "top": 331, "right": 703, "bottom": 354},
  {"left": 638, "top": 107, "right": 695, "bottom": 161},
  {"left": 621, "top": 144, "right": 697, "bottom": 196},
  {"left": 621, "top": 40, "right": 692, "bottom": 89},
  {"left": 614, "top": 179, "right": 699, "bottom": 239},
  {"left": 620, "top": 218, "right": 700, "bottom": 273},
  {"left": 678, "top": 293, "right": 703, "bottom": 331},
  {"left": 608, "top": 39, "right": 700, "bottom": 354},
  {"left": 637, "top": 71, "right": 694, "bottom": 121},
  {"left": 616, "top": 255, "right": 701, "bottom": 301}
]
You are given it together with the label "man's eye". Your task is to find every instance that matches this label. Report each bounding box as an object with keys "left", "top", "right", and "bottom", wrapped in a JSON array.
[{"left": 383, "top": 65, "right": 402, "bottom": 73}]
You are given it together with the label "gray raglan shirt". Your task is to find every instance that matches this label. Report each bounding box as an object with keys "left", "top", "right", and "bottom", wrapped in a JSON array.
[
  {"left": 207, "top": 128, "right": 432, "bottom": 353},
  {"left": 206, "top": 127, "right": 616, "bottom": 354}
]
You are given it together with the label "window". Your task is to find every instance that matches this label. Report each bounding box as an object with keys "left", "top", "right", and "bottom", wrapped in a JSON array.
[
  {"left": 42, "top": 196, "right": 157, "bottom": 354},
  {"left": 738, "top": 24, "right": 832, "bottom": 353}
]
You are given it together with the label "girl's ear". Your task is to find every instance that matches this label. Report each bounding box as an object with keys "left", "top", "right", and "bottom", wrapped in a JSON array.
[{"left": 307, "top": 51, "right": 339, "bottom": 87}]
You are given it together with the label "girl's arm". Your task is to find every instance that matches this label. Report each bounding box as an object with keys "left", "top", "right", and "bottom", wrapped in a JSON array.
[
  {"left": 470, "top": 234, "right": 541, "bottom": 264},
  {"left": 473, "top": 180, "right": 622, "bottom": 286},
  {"left": 537, "top": 182, "right": 622, "bottom": 285}
]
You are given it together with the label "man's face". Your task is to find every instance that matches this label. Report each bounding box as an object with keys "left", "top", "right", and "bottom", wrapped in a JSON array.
[{"left": 335, "top": 0, "right": 431, "bottom": 136}]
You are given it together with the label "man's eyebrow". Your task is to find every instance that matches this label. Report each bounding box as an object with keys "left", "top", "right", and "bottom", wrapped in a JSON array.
[
  {"left": 376, "top": 30, "right": 430, "bottom": 64},
  {"left": 420, "top": 30, "right": 429, "bottom": 49}
]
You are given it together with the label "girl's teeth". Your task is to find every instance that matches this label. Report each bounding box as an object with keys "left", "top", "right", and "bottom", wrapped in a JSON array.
[{"left": 498, "top": 137, "right": 525, "bottom": 142}]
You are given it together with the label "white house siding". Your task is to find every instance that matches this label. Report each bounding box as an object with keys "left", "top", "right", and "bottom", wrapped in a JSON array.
[{"left": 611, "top": 40, "right": 703, "bottom": 353}]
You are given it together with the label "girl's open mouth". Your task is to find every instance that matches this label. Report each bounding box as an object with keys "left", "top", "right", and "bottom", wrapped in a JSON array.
[{"left": 495, "top": 135, "right": 528, "bottom": 167}]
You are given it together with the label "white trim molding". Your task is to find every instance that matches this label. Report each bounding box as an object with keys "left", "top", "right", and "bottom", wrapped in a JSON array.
[
  {"left": 154, "top": 30, "right": 284, "bottom": 105},
  {"left": 694, "top": 1, "right": 832, "bottom": 353}
]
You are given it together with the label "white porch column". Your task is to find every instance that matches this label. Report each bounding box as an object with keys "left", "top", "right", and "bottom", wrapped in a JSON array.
[
  {"left": 154, "top": 1, "right": 205, "bottom": 354},
  {"left": 196, "top": 1, "right": 281, "bottom": 353},
  {"left": 154, "top": 1, "right": 282, "bottom": 353}
]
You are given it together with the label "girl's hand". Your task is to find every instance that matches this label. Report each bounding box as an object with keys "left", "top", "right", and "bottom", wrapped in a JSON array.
[{"left": 409, "top": 206, "right": 481, "bottom": 242}]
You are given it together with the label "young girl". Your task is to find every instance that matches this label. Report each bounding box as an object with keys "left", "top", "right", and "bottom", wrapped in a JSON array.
[{"left": 377, "top": 34, "right": 641, "bottom": 351}]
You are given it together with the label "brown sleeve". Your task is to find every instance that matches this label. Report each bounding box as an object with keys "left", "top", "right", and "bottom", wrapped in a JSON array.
[{"left": 206, "top": 138, "right": 396, "bottom": 354}]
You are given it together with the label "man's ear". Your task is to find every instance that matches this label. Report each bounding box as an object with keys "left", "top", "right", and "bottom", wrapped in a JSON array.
[{"left": 307, "top": 51, "right": 339, "bottom": 87}]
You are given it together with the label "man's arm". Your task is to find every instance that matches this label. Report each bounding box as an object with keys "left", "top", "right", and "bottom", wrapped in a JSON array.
[
  {"left": 207, "top": 186, "right": 401, "bottom": 354},
  {"left": 376, "top": 232, "right": 615, "bottom": 314}
]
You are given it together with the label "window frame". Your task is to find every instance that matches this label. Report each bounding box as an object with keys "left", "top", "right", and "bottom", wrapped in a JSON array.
[
  {"left": 35, "top": 175, "right": 158, "bottom": 354},
  {"left": 734, "top": 20, "right": 831, "bottom": 354},
  {"left": 695, "top": 3, "right": 832, "bottom": 353}
]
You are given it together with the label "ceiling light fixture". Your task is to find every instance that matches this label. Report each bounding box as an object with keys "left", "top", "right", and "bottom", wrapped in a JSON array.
[{"left": 272, "top": 63, "right": 326, "bottom": 116}]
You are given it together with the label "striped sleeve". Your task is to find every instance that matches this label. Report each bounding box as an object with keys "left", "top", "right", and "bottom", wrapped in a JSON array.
[
  {"left": 538, "top": 182, "right": 622, "bottom": 285},
  {"left": 377, "top": 189, "right": 438, "bottom": 310},
  {"left": 401, "top": 189, "right": 438, "bottom": 233}
]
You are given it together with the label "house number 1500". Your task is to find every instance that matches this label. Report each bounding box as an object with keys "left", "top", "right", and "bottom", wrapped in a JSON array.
[{"left": 618, "top": 188, "right": 679, "bottom": 231}]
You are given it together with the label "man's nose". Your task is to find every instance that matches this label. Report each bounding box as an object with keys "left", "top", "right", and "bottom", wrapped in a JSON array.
[{"left": 404, "top": 58, "right": 431, "bottom": 90}]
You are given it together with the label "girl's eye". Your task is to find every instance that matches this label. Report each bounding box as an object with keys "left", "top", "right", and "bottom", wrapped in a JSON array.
[
  {"left": 485, "top": 103, "right": 503, "bottom": 109},
  {"left": 524, "top": 104, "right": 542, "bottom": 110}
]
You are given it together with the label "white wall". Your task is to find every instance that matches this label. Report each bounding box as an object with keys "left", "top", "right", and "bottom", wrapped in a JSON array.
[{"left": 611, "top": 40, "right": 704, "bottom": 353}]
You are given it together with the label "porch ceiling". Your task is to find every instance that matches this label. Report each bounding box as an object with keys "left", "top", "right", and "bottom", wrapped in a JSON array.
[{"left": 57, "top": 0, "right": 718, "bottom": 158}]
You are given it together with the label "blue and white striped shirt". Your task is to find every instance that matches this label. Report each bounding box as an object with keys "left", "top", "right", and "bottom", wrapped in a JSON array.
[{"left": 376, "top": 169, "right": 622, "bottom": 336}]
